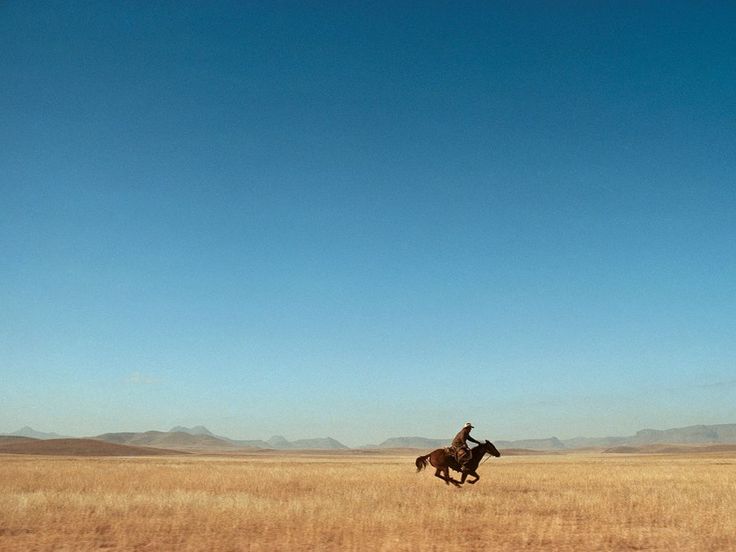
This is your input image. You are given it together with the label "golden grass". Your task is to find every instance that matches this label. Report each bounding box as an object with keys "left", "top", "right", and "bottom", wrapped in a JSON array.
[{"left": 1, "top": 452, "right": 735, "bottom": 551}]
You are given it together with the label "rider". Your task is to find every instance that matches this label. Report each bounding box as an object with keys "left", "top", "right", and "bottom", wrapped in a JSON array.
[{"left": 451, "top": 422, "right": 481, "bottom": 471}]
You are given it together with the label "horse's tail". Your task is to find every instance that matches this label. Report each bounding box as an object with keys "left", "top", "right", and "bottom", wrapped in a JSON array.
[{"left": 415, "top": 453, "right": 431, "bottom": 472}]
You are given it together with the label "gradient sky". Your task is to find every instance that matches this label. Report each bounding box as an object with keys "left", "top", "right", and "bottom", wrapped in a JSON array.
[{"left": 2, "top": 2, "right": 735, "bottom": 446}]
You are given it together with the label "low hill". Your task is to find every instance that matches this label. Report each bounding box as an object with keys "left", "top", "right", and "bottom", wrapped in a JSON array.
[
  {"left": 628, "top": 424, "right": 736, "bottom": 445},
  {"left": 94, "top": 431, "right": 236, "bottom": 450},
  {"left": 1, "top": 426, "right": 67, "bottom": 440},
  {"left": 561, "top": 436, "right": 629, "bottom": 448},
  {"left": 0, "top": 438, "right": 184, "bottom": 456},
  {"left": 604, "top": 443, "right": 736, "bottom": 455},
  {"left": 267, "top": 435, "right": 291, "bottom": 448},
  {"left": 570, "top": 424, "right": 736, "bottom": 448},
  {"left": 169, "top": 426, "right": 263, "bottom": 446},
  {"left": 0, "top": 436, "right": 39, "bottom": 445},
  {"left": 169, "top": 425, "right": 215, "bottom": 436},
  {"left": 290, "top": 437, "right": 348, "bottom": 449},
  {"left": 92, "top": 429, "right": 348, "bottom": 451},
  {"left": 257, "top": 435, "right": 348, "bottom": 450},
  {"left": 161, "top": 427, "right": 348, "bottom": 450},
  {"left": 230, "top": 438, "right": 272, "bottom": 448}
]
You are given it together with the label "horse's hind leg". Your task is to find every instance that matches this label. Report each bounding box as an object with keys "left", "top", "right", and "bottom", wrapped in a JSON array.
[
  {"left": 445, "top": 467, "right": 461, "bottom": 487},
  {"left": 434, "top": 467, "right": 449, "bottom": 485}
]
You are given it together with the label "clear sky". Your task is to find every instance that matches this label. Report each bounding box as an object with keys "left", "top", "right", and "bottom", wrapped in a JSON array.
[{"left": 2, "top": 2, "right": 735, "bottom": 447}]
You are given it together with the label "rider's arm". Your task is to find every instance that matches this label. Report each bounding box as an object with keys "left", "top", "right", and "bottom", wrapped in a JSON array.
[{"left": 467, "top": 434, "right": 481, "bottom": 445}]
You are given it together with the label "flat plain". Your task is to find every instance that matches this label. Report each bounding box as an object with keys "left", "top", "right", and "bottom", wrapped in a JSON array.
[{"left": 1, "top": 451, "right": 734, "bottom": 551}]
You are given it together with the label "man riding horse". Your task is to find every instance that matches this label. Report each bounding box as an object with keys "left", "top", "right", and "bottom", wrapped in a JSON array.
[
  {"left": 451, "top": 422, "right": 481, "bottom": 472},
  {"left": 415, "top": 424, "right": 501, "bottom": 486}
]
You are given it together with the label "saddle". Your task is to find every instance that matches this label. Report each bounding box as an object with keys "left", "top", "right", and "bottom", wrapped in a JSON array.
[{"left": 444, "top": 446, "right": 464, "bottom": 463}]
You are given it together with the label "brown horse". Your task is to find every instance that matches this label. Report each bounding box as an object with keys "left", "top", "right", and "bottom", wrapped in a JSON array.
[{"left": 415, "top": 440, "right": 501, "bottom": 486}]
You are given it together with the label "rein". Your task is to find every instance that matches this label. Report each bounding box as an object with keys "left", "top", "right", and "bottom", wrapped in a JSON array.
[{"left": 478, "top": 445, "right": 497, "bottom": 466}]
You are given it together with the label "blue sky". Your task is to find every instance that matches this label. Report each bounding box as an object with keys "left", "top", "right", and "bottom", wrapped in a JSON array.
[{"left": 2, "top": 2, "right": 735, "bottom": 446}]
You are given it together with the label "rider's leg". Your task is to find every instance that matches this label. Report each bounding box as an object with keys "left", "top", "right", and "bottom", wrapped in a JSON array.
[{"left": 458, "top": 447, "right": 470, "bottom": 471}]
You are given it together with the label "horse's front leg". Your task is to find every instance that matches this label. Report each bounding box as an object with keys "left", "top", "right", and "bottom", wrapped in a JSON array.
[{"left": 466, "top": 471, "right": 480, "bottom": 484}]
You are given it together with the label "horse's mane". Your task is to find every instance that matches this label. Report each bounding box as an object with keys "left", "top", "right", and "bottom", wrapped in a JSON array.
[
  {"left": 467, "top": 442, "right": 494, "bottom": 466},
  {"left": 470, "top": 443, "right": 485, "bottom": 458}
]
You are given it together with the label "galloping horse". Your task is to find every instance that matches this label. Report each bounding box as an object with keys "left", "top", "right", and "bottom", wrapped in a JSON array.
[{"left": 415, "top": 440, "right": 501, "bottom": 486}]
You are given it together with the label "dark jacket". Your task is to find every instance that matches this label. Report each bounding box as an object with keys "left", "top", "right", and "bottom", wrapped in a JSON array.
[{"left": 451, "top": 426, "right": 480, "bottom": 449}]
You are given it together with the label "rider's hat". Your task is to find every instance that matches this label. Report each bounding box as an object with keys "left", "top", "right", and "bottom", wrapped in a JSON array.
[{"left": 464, "top": 422, "right": 474, "bottom": 428}]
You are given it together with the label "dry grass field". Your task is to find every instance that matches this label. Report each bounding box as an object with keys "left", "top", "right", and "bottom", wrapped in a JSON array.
[{"left": 1, "top": 451, "right": 735, "bottom": 551}]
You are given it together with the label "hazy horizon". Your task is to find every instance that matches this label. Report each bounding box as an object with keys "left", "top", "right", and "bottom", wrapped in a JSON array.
[
  {"left": 2, "top": 2, "right": 735, "bottom": 449},
  {"left": 5, "top": 419, "right": 736, "bottom": 450}
]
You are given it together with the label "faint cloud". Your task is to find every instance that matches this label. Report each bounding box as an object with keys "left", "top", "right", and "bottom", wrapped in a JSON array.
[
  {"left": 696, "top": 379, "right": 736, "bottom": 389},
  {"left": 126, "top": 371, "right": 157, "bottom": 385}
]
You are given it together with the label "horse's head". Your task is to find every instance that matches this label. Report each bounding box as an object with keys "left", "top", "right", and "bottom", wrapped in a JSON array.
[{"left": 484, "top": 440, "right": 501, "bottom": 458}]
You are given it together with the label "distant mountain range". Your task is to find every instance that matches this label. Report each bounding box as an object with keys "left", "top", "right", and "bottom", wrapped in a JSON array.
[
  {"left": 371, "top": 423, "right": 736, "bottom": 450},
  {"left": 0, "top": 437, "right": 182, "bottom": 456},
  {"left": 3, "top": 423, "right": 736, "bottom": 452},
  {"left": 4, "top": 426, "right": 68, "bottom": 440},
  {"left": 370, "top": 436, "right": 566, "bottom": 450},
  {"left": 166, "top": 426, "right": 348, "bottom": 449},
  {"left": 0, "top": 426, "right": 347, "bottom": 451},
  {"left": 94, "top": 430, "right": 238, "bottom": 451},
  {"left": 89, "top": 426, "right": 349, "bottom": 450}
]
